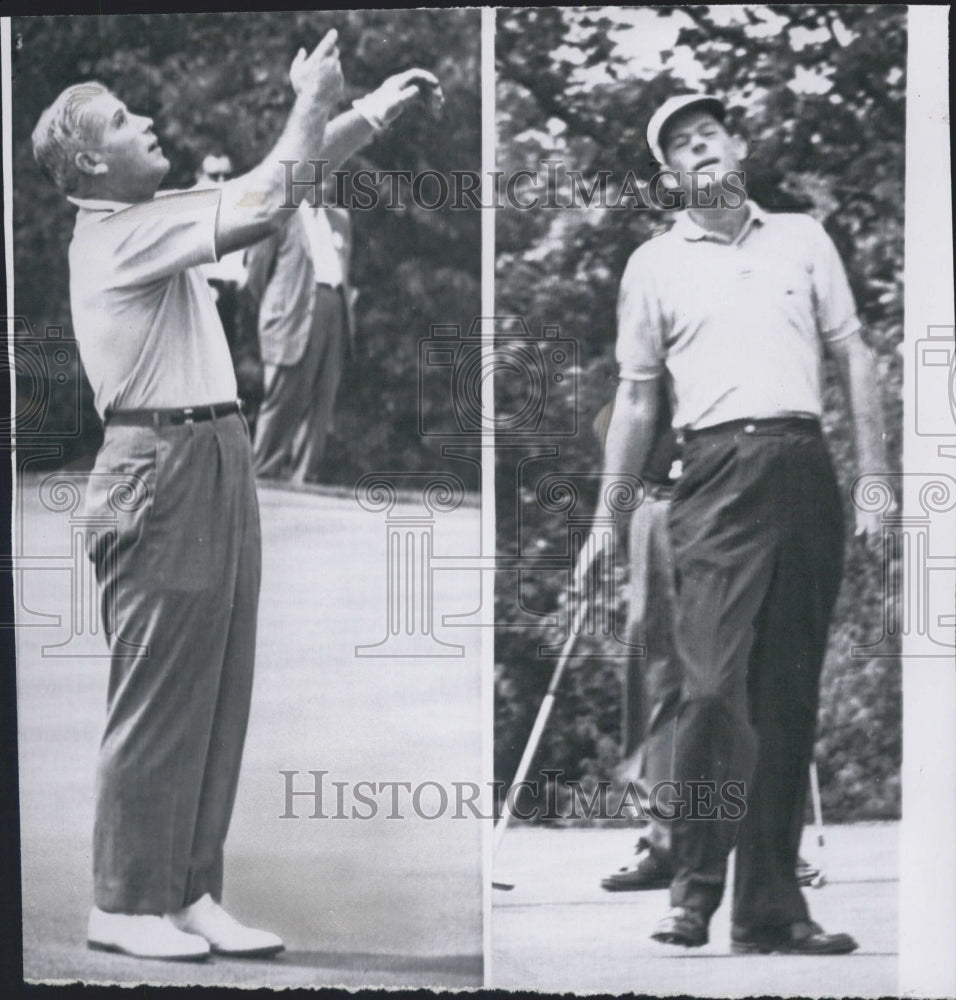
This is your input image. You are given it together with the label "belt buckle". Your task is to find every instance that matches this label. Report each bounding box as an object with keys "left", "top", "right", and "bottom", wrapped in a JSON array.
[{"left": 182, "top": 407, "right": 195, "bottom": 425}]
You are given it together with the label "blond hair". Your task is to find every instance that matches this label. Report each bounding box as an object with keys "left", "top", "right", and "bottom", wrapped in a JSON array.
[{"left": 32, "top": 81, "right": 110, "bottom": 194}]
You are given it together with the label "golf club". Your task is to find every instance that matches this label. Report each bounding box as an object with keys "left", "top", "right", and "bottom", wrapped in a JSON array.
[
  {"left": 492, "top": 533, "right": 607, "bottom": 890},
  {"left": 808, "top": 757, "right": 827, "bottom": 888}
]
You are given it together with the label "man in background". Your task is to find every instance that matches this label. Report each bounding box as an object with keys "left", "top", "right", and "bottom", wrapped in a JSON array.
[
  {"left": 248, "top": 71, "right": 442, "bottom": 484},
  {"left": 246, "top": 189, "right": 354, "bottom": 483},
  {"left": 195, "top": 152, "right": 265, "bottom": 433}
]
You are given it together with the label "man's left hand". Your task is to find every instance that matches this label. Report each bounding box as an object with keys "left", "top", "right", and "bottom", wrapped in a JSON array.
[{"left": 361, "top": 69, "right": 444, "bottom": 127}]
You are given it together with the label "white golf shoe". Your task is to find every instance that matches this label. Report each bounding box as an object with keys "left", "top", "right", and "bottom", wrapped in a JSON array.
[
  {"left": 167, "top": 893, "right": 285, "bottom": 958},
  {"left": 87, "top": 907, "right": 211, "bottom": 961}
]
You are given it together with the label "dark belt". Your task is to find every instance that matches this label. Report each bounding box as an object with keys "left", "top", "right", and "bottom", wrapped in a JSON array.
[
  {"left": 104, "top": 400, "right": 242, "bottom": 427},
  {"left": 683, "top": 416, "right": 821, "bottom": 441}
]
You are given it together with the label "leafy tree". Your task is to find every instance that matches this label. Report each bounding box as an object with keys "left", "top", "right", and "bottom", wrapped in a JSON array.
[{"left": 11, "top": 10, "right": 480, "bottom": 483}]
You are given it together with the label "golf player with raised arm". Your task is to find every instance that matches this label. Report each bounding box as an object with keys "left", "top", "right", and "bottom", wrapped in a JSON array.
[
  {"left": 593, "top": 93, "right": 887, "bottom": 954},
  {"left": 32, "top": 32, "right": 440, "bottom": 962}
]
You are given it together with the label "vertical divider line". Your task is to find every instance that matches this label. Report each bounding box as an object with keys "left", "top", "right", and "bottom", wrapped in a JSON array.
[{"left": 479, "top": 5, "right": 496, "bottom": 987}]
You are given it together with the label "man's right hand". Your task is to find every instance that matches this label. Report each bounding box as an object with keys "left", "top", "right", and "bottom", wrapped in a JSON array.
[{"left": 289, "top": 29, "right": 344, "bottom": 110}]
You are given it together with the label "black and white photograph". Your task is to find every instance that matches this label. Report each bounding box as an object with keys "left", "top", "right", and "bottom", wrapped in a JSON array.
[
  {"left": 4, "top": 8, "right": 483, "bottom": 990},
  {"left": 1, "top": 3, "right": 953, "bottom": 997},
  {"left": 490, "top": 5, "right": 953, "bottom": 996}
]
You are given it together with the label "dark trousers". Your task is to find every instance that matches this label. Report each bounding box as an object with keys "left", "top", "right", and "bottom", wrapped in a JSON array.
[
  {"left": 85, "top": 412, "right": 261, "bottom": 914},
  {"left": 666, "top": 420, "right": 843, "bottom": 929}
]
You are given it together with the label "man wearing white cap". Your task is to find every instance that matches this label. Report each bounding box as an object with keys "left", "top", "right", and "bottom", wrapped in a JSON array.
[{"left": 593, "top": 93, "right": 887, "bottom": 953}]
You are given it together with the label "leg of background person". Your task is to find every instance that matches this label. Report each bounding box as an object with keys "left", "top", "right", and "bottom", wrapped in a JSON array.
[
  {"left": 731, "top": 431, "right": 844, "bottom": 931},
  {"left": 666, "top": 432, "right": 778, "bottom": 921},
  {"left": 182, "top": 414, "right": 262, "bottom": 906},
  {"left": 620, "top": 492, "right": 682, "bottom": 856},
  {"left": 291, "top": 286, "right": 347, "bottom": 484},
  {"left": 254, "top": 328, "right": 325, "bottom": 480},
  {"left": 88, "top": 417, "right": 255, "bottom": 914}
]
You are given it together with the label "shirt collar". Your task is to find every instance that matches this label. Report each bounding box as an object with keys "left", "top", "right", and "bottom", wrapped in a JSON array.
[
  {"left": 66, "top": 196, "right": 133, "bottom": 214},
  {"left": 67, "top": 188, "right": 200, "bottom": 214},
  {"left": 672, "top": 199, "right": 766, "bottom": 244}
]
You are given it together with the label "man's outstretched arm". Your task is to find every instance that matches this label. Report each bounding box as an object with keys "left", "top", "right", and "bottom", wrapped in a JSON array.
[
  {"left": 215, "top": 31, "right": 343, "bottom": 256},
  {"left": 319, "top": 68, "right": 443, "bottom": 173},
  {"left": 592, "top": 376, "right": 663, "bottom": 529},
  {"left": 216, "top": 49, "right": 442, "bottom": 255},
  {"left": 827, "top": 330, "right": 890, "bottom": 536}
]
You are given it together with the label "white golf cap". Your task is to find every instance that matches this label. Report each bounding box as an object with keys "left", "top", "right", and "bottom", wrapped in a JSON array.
[{"left": 646, "top": 94, "right": 726, "bottom": 165}]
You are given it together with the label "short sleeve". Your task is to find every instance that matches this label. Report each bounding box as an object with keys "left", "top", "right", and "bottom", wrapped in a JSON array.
[
  {"left": 615, "top": 248, "right": 667, "bottom": 381},
  {"left": 810, "top": 220, "right": 860, "bottom": 343},
  {"left": 93, "top": 189, "right": 221, "bottom": 286}
]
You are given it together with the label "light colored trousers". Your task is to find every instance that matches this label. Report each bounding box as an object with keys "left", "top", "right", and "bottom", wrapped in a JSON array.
[{"left": 85, "top": 411, "right": 261, "bottom": 914}]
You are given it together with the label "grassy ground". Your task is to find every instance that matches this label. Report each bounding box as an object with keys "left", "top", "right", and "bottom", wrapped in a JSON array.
[
  {"left": 16, "top": 475, "right": 483, "bottom": 989},
  {"left": 492, "top": 822, "right": 898, "bottom": 996}
]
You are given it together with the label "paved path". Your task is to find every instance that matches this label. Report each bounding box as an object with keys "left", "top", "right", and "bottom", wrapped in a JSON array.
[
  {"left": 491, "top": 823, "right": 898, "bottom": 996},
  {"left": 16, "top": 475, "right": 483, "bottom": 989}
]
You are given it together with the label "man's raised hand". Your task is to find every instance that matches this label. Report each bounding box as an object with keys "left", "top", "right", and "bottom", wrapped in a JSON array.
[
  {"left": 358, "top": 69, "right": 444, "bottom": 128},
  {"left": 289, "top": 29, "right": 344, "bottom": 109}
]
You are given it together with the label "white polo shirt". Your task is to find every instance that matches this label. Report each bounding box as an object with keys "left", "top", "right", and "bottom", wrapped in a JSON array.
[
  {"left": 616, "top": 201, "right": 861, "bottom": 430},
  {"left": 67, "top": 189, "right": 237, "bottom": 418}
]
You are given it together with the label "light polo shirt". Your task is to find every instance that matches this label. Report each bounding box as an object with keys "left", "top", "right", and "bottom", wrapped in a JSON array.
[
  {"left": 67, "top": 189, "right": 237, "bottom": 418},
  {"left": 616, "top": 201, "right": 861, "bottom": 430}
]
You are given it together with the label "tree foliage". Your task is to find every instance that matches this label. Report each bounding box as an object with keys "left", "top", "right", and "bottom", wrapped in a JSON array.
[
  {"left": 494, "top": 4, "right": 905, "bottom": 822},
  {"left": 11, "top": 10, "right": 480, "bottom": 482}
]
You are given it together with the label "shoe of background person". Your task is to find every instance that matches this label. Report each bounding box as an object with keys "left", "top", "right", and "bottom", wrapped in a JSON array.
[
  {"left": 87, "top": 907, "right": 210, "bottom": 961},
  {"left": 602, "top": 843, "right": 823, "bottom": 892},
  {"left": 731, "top": 920, "right": 858, "bottom": 955},
  {"left": 167, "top": 894, "right": 285, "bottom": 958},
  {"left": 600, "top": 843, "right": 673, "bottom": 892},
  {"left": 650, "top": 906, "right": 709, "bottom": 948},
  {"left": 796, "top": 856, "right": 826, "bottom": 888}
]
